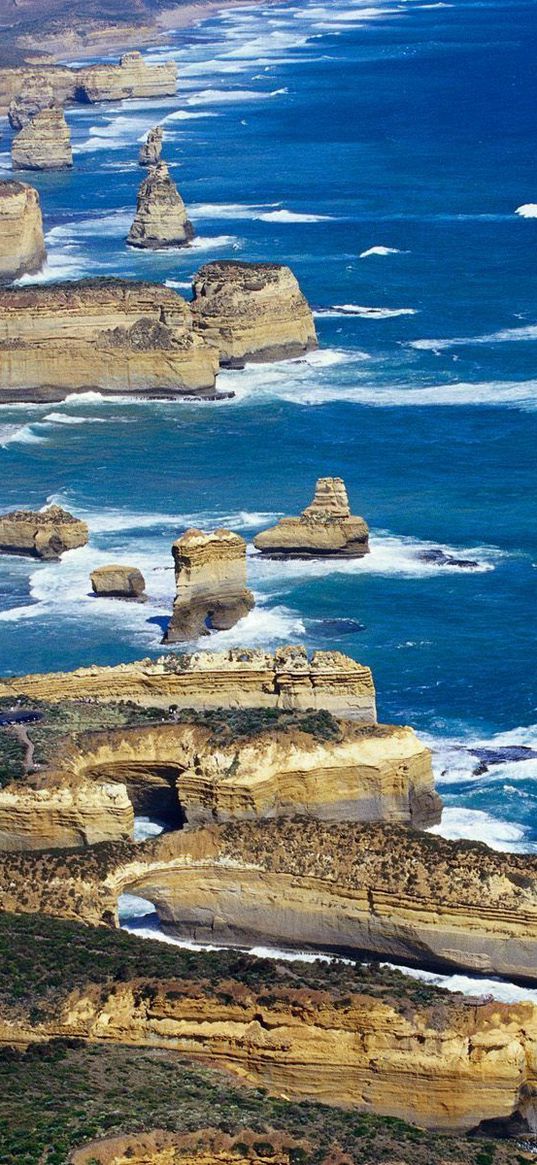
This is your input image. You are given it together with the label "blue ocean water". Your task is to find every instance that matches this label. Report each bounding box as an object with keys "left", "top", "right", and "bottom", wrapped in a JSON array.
[{"left": 0, "top": 0, "right": 536, "bottom": 851}]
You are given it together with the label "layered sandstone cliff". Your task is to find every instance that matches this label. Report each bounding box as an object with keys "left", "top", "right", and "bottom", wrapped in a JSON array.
[
  {"left": 0, "top": 781, "right": 133, "bottom": 851},
  {"left": 77, "top": 53, "right": 177, "bottom": 103},
  {"left": 12, "top": 106, "right": 73, "bottom": 170},
  {"left": 164, "top": 529, "right": 255, "bottom": 642},
  {"left": 254, "top": 478, "right": 370, "bottom": 557},
  {"left": 0, "top": 66, "right": 77, "bottom": 121},
  {"left": 8, "top": 72, "right": 55, "bottom": 130},
  {"left": 71, "top": 1130, "right": 306, "bottom": 1165},
  {"left": 128, "top": 163, "right": 194, "bottom": 250},
  {"left": 0, "top": 505, "right": 88, "bottom": 559},
  {"left": 0, "top": 279, "right": 219, "bottom": 402},
  {"left": 0, "top": 179, "right": 46, "bottom": 282},
  {"left": 0, "top": 647, "right": 377, "bottom": 719},
  {"left": 90, "top": 565, "right": 146, "bottom": 601},
  {"left": 191, "top": 261, "right": 318, "bottom": 365},
  {"left": 139, "top": 126, "right": 163, "bottom": 167}
]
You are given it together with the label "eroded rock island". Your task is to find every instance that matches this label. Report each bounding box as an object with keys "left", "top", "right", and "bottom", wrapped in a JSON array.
[
  {"left": 254, "top": 477, "right": 370, "bottom": 557},
  {"left": 0, "top": 178, "right": 46, "bottom": 282},
  {"left": 90, "top": 565, "right": 146, "bottom": 601},
  {"left": 164, "top": 529, "right": 255, "bottom": 642},
  {"left": 0, "top": 505, "right": 88, "bottom": 559},
  {"left": 139, "top": 125, "right": 163, "bottom": 167},
  {"left": 11, "top": 106, "right": 73, "bottom": 170},
  {"left": 127, "top": 162, "right": 194, "bottom": 249}
]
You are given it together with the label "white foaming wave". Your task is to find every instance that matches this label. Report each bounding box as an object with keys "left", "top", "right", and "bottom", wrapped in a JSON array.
[
  {"left": 41, "top": 412, "right": 106, "bottom": 426},
  {"left": 133, "top": 817, "right": 165, "bottom": 842},
  {"left": 190, "top": 201, "right": 278, "bottom": 220},
  {"left": 188, "top": 234, "right": 241, "bottom": 252},
  {"left": 15, "top": 250, "right": 86, "bottom": 284},
  {"left": 259, "top": 377, "right": 537, "bottom": 410},
  {"left": 185, "top": 87, "right": 287, "bottom": 105},
  {"left": 165, "top": 279, "right": 192, "bottom": 290},
  {"left": 259, "top": 208, "right": 334, "bottom": 223},
  {"left": 41, "top": 493, "right": 281, "bottom": 536},
  {"left": 163, "top": 110, "right": 220, "bottom": 121},
  {"left": 0, "top": 423, "right": 46, "bottom": 446},
  {"left": 381, "top": 963, "right": 537, "bottom": 1005},
  {"left": 359, "top": 245, "right": 404, "bottom": 257},
  {"left": 197, "top": 602, "right": 306, "bottom": 648},
  {"left": 315, "top": 303, "right": 417, "bottom": 318},
  {"left": 428, "top": 807, "right": 530, "bottom": 852},
  {"left": 118, "top": 893, "right": 155, "bottom": 919},
  {"left": 515, "top": 203, "right": 537, "bottom": 218},
  {"left": 222, "top": 31, "right": 311, "bottom": 60},
  {"left": 410, "top": 323, "right": 537, "bottom": 351},
  {"left": 74, "top": 114, "right": 163, "bottom": 154}
]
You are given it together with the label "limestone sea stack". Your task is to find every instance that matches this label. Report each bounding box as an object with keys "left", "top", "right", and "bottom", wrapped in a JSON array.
[
  {"left": 191, "top": 260, "right": 318, "bottom": 366},
  {"left": 8, "top": 74, "right": 55, "bottom": 131},
  {"left": 127, "top": 162, "right": 194, "bottom": 249},
  {"left": 0, "top": 506, "right": 88, "bottom": 559},
  {"left": 0, "top": 57, "right": 177, "bottom": 120},
  {"left": 12, "top": 107, "right": 73, "bottom": 171},
  {"left": 0, "top": 279, "right": 220, "bottom": 402},
  {"left": 163, "top": 528, "right": 255, "bottom": 642},
  {"left": 0, "top": 179, "right": 46, "bottom": 283},
  {"left": 77, "top": 53, "right": 177, "bottom": 104},
  {"left": 139, "top": 125, "right": 163, "bottom": 167},
  {"left": 90, "top": 565, "right": 146, "bottom": 601},
  {"left": 254, "top": 477, "right": 370, "bottom": 558}
]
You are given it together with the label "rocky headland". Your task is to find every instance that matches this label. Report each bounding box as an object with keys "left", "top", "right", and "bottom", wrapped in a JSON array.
[
  {"left": 139, "top": 125, "right": 164, "bottom": 167},
  {"left": 191, "top": 261, "right": 318, "bottom": 366},
  {"left": 0, "top": 505, "right": 88, "bottom": 558},
  {"left": 0, "top": 647, "right": 378, "bottom": 718},
  {"left": 0, "top": 279, "right": 220, "bottom": 401},
  {"left": 127, "top": 162, "right": 194, "bottom": 250},
  {"left": 164, "top": 529, "right": 255, "bottom": 642},
  {"left": 0, "top": 53, "right": 177, "bottom": 115},
  {"left": 0, "top": 178, "right": 46, "bottom": 282},
  {"left": 11, "top": 106, "right": 73, "bottom": 170},
  {"left": 90, "top": 565, "right": 147, "bottom": 601},
  {"left": 254, "top": 478, "right": 370, "bottom": 558}
]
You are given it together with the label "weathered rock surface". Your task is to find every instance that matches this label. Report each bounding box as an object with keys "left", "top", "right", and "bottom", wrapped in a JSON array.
[
  {"left": 0, "top": 505, "right": 88, "bottom": 559},
  {"left": 12, "top": 106, "right": 73, "bottom": 170},
  {"left": 0, "top": 66, "right": 76, "bottom": 121},
  {"left": 0, "top": 279, "right": 219, "bottom": 401},
  {"left": 139, "top": 125, "right": 163, "bottom": 166},
  {"left": 127, "top": 162, "right": 194, "bottom": 250},
  {"left": 164, "top": 529, "right": 255, "bottom": 642},
  {"left": 77, "top": 53, "right": 177, "bottom": 103},
  {"left": 0, "top": 178, "right": 46, "bottom": 282},
  {"left": 8, "top": 72, "right": 55, "bottom": 130},
  {"left": 72, "top": 1130, "right": 305, "bottom": 1165},
  {"left": 0, "top": 647, "right": 378, "bottom": 720},
  {"left": 3, "top": 821, "right": 536, "bottom": 983},
  {"left": 90, "top": 565, "right": 146, "bottom": 601},
  {"left": 254, "top": 478, "right": 370, "bottom": 558},
  {"left": 0, "top": 780, "right": 132, "bottom": 851},
  {"left": 191, "top": 261, "right": 318, "bottom": 365}
]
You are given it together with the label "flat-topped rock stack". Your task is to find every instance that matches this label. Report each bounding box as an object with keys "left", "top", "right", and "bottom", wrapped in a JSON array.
[
  {"left": 0, "top": 279, "right": 220, "bottom": 402},
  {"left": 164, "top": 528, "right": 255, "bottom": 642},
  {"left": 139, "top": 125, "right": 163, "bottom": 167},
  {"left": 191, "top": 260, "right": 318, "bottom": 366},
  {"left": 0, "top": 179, "right": 46, "bottom": 282},
  {"left": 0, "top": 505, "right": 88, "bottom": 559},
  {"left": 0, "top": 646, "right": 378, "bottom": 719},
  {"left": 254, "top": 477, "right": 370, "bottom": 557},
  {"left": 127, "top": 162, "right": 194, "bottom": 250},
  {"left": 0, "top": 55, "right": 177, "bottom": 118},
  {"left": 12, "top": 106, "right": 73, "bottom": 171},
  {"left": 90, "top": 565, "right": 147, "bottom": 601},
  {"left": 8, "top": 73, "right": 55, "bottom": 130}
]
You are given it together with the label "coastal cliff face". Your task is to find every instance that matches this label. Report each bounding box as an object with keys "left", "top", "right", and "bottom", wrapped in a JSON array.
[
  {"left": 0, "top": 781, "right": 133, "bottom": 851},
  {"left": 8, "top": 72, "right": 55, "bottom": 130},
  {"left": 0, "top": 66, "right": 77, "bottom": 119},
  {"left": 77, "top": 53, "right": 177, "bottom": 103},
  {"left": 0, "top": 647, "right": 378, "bottom": 719},
  {"left": 12, "top": 106, "right": 73, "bottom": 170},
  {"left": 0, "top": 279, "right": 219, "bottom": 401},
  {"left": 139, "top": 126, "right": 163, "bottom": 166},
  {"left": 254, "top": 478, "right": 370, "bottom": 558},
  {"left": 0, "top": 505, "right": 88, "bottom": 558},
  {"left": 1, "top": 821, "right": 536, "bottom": 982},
  {"left": 191, "top": 261, "right": 318, "bottom": 365},
  {"left": 127, "top": 162, "right": 194, "bottom": 250},
  {"left": 71, "top": 1130, "right": 306, "bottom": 1165},
  {"left": 0, "top": 179, "right": 46, "bottom": 282},
  {"left": 164, "top": 529, "right": 255, "bottom": 642}
]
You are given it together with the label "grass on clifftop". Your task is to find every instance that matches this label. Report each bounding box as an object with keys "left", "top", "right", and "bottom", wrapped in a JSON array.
[{"left": 0, "top": 1041, "right": 533, "bottom": 1165}]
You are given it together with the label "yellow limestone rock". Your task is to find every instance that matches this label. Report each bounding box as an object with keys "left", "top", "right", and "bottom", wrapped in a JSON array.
[
  {"left": 90, "top": 565, "right": 146, "bottom": 600},
  {"left": 0, "top": 279, "right": 219, "bottom": 402},
  {"left": 12, "top": 106, "right": 73, "bottom": 171},
  {"left": 0, "top": 179, "right": 46, "bottom": 282},
  {"left": 127, "top": 162, "right": 194, "bottom": 249},
  {"left": 71, "top": 1130, "right": 305, "bottom": 1165},
  {"left": 163, "top": 528, "right": 255, "bottom": 642},
  {"left": 191, "top": 260, "right": 318, "bottom": 365},
  {"left": 8, "top": 73, "right": 55, "bottom": 131},
  {"left": 0, "top": 647, "right": 378, "bottom": 719},
  {"left": 0, "top": 505, "right": 88, "bottom": 559},
  {"left": 254, "top": 477, "right": 369, "bottom": 557},
  {"left": 77, "top": 53, "right": 177, "bottom": 103},
  {"left": 139, "top": 126, "right": 164, "bottom": 167}
]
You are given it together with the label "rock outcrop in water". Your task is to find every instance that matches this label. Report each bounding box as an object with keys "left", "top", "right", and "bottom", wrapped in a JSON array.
[
  {"left": 8, "top": 73, "right": 55, "bottom": 130},
  {"left": 0, "top": 279, "right": 220, "bottom": 402},
  {"left": 191, "top": 260, "right": 318, "bottom": 365},
  {"left": 90, "top": 565, "right": 146, "bottom": 601},
  {"left": 0, "top": 55, "right": 177, "bottom": 117},
  {"left": 12, "top": 106, "right": 73, "bottom": 170},
  {"left": 139, "top": 125, "right": 163, "bottom": 166},
  {"left": 254, "top": 477, "right": 370, "bottom": 557},
  {"left": 0, "top": 505, "right": 88, "bottom": 559},
  {"left": 127, "top": 162, "right": 194, "bottom": 249},
  {"left": 0, "top": 179, "right": 46, "bottom": 282},
  {"left": 163, "top": 529, "right": 255, "bottom": 642},
  {"left": 0, "top": 647, "right": 377, "bottom": 719}
]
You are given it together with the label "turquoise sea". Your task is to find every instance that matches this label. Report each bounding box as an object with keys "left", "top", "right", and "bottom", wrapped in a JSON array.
[{"left": 0, "top": 0, "right": 536, "bottom": 858}]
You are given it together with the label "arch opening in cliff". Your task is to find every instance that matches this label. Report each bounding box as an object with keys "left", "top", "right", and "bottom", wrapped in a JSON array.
[{"left": 84, "top": 760, "right": 187, "bottom": 832}]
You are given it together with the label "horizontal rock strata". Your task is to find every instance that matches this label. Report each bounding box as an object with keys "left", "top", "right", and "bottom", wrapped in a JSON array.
[
  {"left": 12, "top": 106, "right": 73, "bottom": 170},
  {"left": 72, "top": 1130, "right": 306, "bottom": 1165},
  {"left": 90, "top": 565, "right": 146, "bottom": 601},
  {"left": 127, "top": 162, "right": 194, "bottom": 250},
  {"left": 0, "top": 505, "right": 88, "bottom": 559},
  {"left": 139, "top": 126, "right": 163, "bottom": 166},
  {"left": 254, "top": 477, "right": 370, "bottom": 557},
  {"left": 164, "top": 528, "right": 255, "bottom": 642},
  {"left": 191, "top": 261, "right": 318, "bottom": 365},
  {"left": 0, "top": 179, "right": 46, "bottom": 282},
  {"left": 0, "top": 279, "right": 219, "bottom": 401},
  {"left": 0, "top": 647, "right": 377, "bottom": 719},
  {"left": 0, "top": 56, "right": 177, "bottom": 116},
  {"left": 8, "top": 73, "right": 55, "bottom": 130}
]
